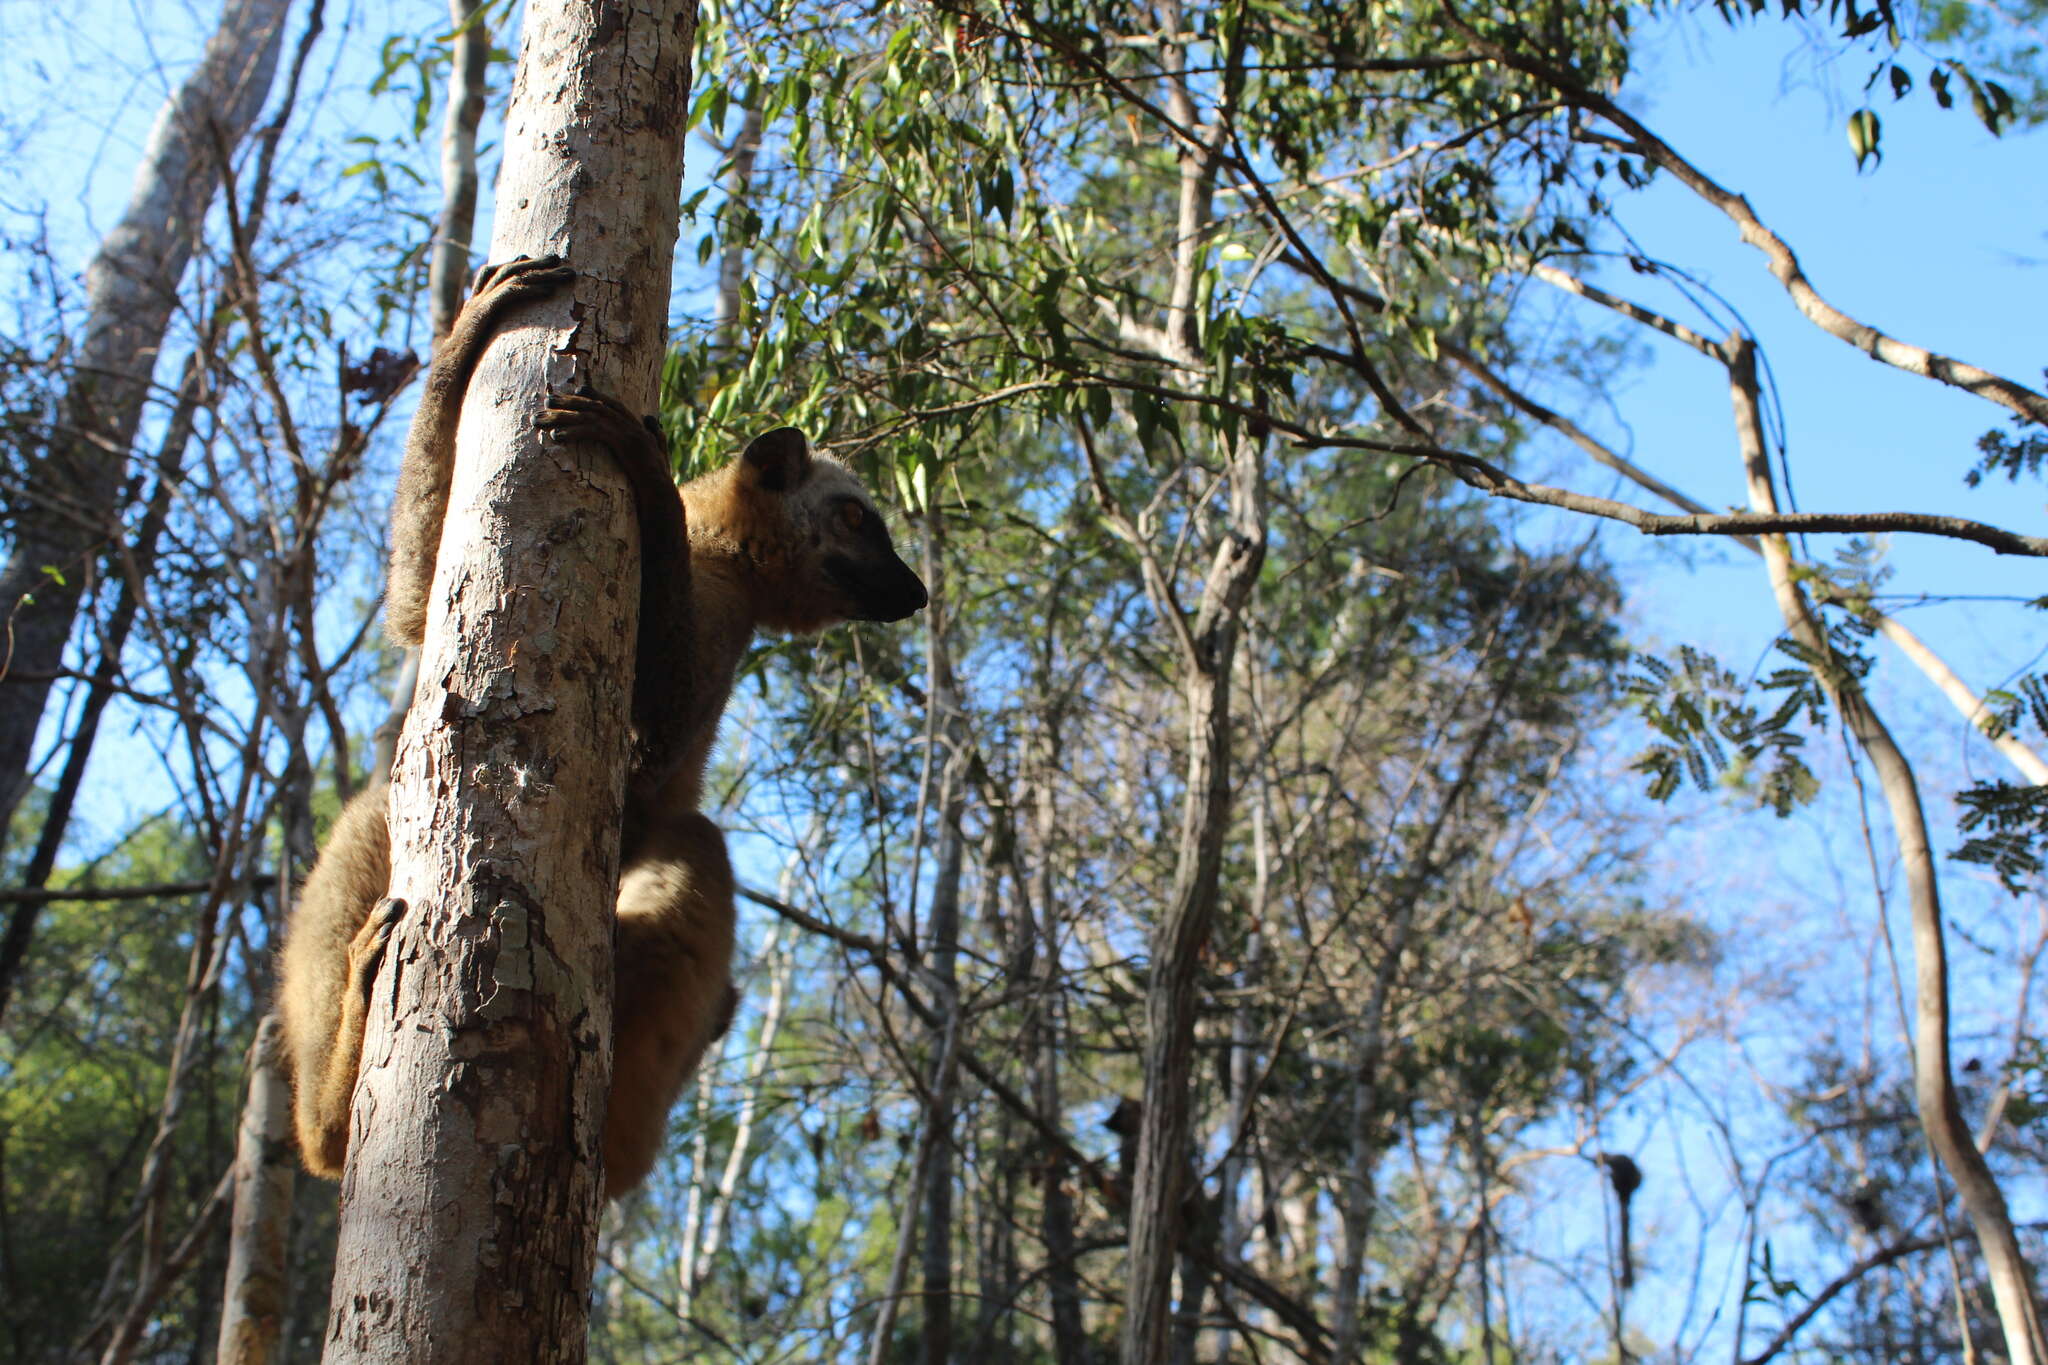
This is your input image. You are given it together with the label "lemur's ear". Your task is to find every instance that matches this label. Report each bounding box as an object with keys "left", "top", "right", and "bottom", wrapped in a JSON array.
[{"left": 741, "top": 426, "right": 811, "bottom": 493}]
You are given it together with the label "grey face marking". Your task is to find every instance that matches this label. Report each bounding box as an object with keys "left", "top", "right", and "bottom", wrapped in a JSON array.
[{"left": 786, "top": 462, "right": 928, "bottom": 623}]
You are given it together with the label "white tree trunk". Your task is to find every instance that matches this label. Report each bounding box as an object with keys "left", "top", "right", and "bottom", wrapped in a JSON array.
[
  {"left": 0, "top": 0, "right": 288, "bottom": 839},
  {"left": 324, "top": 0, "right": 698, "bottom": 1358},
  {"left": 431, "top": 0, "right": 492, "bottom": 343},
  {"left": 215, "top": 1014, "right": 296, "bottom": 1365}
]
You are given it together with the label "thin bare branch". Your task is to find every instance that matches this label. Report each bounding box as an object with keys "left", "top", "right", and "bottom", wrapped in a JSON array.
[{"left": 1452, "top": 9, "right": 2048, "bottom": 427}]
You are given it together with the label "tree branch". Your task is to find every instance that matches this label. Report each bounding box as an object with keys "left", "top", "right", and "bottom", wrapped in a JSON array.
[{"left": 1451, "top": 7, "right": 2048, "bottom": 427}]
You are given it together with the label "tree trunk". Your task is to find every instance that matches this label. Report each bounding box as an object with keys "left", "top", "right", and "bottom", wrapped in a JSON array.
[
  {"left": 1030, "top": 731, "right": 1087, "bottom": 1365},
  {"left": 372, "top": 0, "right": 492, "bottom": 780},
  {"left": 0, "top": 0, "right": 287, "bottom": 841},
  {"left": 322, "top": 0, "right": 698, "bottom": 1359},
  {"left": 711, "top": 102, "right": 764, "bottom": 351},
  {"left": 214, "top": 1015, "right": 295, "bottom": 1365},
  {"left": 678, "top": 921, "right": 790, "bottom": 1313},
  {"left": 1121, "top": 434, "right": 1265, "bottom": 1365},
  {"left": 1726, "top": 334, "right": 2047, "bottom": 1364},
  {"left": 921, "top": 504, "right": 967, "bottom": 1365},
  {"left": 431, "top": 0, "right": 492, "bottom": 344},
  {"left": 0, "top": 353, "right": 202, "bottom": 1023}
]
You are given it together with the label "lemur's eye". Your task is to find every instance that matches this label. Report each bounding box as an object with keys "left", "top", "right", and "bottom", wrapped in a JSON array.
[{"left": 839, "top": 500, "right": 867, "bottom": 532}]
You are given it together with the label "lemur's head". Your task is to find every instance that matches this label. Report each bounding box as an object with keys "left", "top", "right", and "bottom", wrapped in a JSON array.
[{"left": 724, "top": 427, "right": 928, "bottom": 634}]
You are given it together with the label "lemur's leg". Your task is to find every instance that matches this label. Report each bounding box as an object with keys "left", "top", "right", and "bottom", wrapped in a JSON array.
[
  {"left": 282, "top": 791, "right": 736, "bottom": 1196},
  {"left": 533, "top": 387, "right": 692, "bottom": 791},
  {"left": 602, "top": 810, "right": 739, "bottom": 1200},
  {"left": 386, "top": 254, "right": 576, "bottom": 646},
  {"left": 276, "top": 787, "right": 401, "bottom": 1177}
]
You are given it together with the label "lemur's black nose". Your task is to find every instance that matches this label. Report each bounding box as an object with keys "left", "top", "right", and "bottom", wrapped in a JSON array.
[{"left": 873, "top": 569, "right": 929, "bottom": 622}]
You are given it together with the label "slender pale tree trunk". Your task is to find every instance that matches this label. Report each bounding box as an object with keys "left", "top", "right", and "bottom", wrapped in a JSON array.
[
  {"left": 919, "top": 805, "right": 964, "bottom": 1365},
  {"left": 868, "top": 1014, "right": 963, "bottom": 1365},
  {"left": 0, "top": 0, "right": 287, "bottom": 840},
  {"left": 371, "top": 0, "right": 491, "bottom": 781},
  {"left": 323, "top": 0, "right": 698, "bottom": 1358},
  {"left": 1113, "top": 9, "right": 1257, "bottom": 1354},
  {"left": 432, "top": 1, "right": 492, "bottom": 342},
  {"left": 712, "top": 103, "right": 764, "bottom": 350},
  {"left": 214, "top": 1015, "right": 296, "bottom": 1365},
  {"left": 215, "top": 625, "right": 314, "bottom": 1365},
  {"left": 915, "top": 501, "right": 969, "bottom": 1365},
  {"left": 1121, "top": 433, "right": 1266, "bottom": 1365},
  {"left": 1029, "top": 724, "right": 1087, "bottom": 1365},
  {"left": 1726, "top": 334, "right": 2047, "bottom": 1365},
  {"left": 678, "top": 923, "right": 790, "bottom": 1313}
]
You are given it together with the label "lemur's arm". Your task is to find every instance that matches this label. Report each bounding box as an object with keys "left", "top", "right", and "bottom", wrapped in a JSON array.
[
  {"left": 385, "top": 254, "right": 576, "bottom": 646},
  {"left": 534, "top": 388, "right": 693, "bottom": 798}
]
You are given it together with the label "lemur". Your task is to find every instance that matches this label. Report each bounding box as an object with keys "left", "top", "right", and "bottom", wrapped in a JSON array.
[{"left": 277, "top": 256, "right": 927, "bottom": 1199}]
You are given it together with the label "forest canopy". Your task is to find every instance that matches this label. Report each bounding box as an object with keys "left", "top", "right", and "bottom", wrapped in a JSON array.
[{"left": 0, "top": 0, "right": 2043, "bottom": 1360}]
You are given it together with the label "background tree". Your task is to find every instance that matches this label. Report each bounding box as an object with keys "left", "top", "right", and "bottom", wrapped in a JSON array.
[{"left": 0, "top": 0, "right": 289, "bottom": 1019}]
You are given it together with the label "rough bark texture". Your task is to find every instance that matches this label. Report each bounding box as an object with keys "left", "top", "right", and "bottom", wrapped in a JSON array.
[
  {"left": 0, "top": 0, "right": 287, "bottom": 841},
  {"left": 1727, "top": 335, "right": 2047, "bottom": 1364},
  {"left": 323, "top": 1, "right": 698, "bottom": 1359},
  {"left": 215, "top": 1015, "right": 296, "bottom": 1365}
]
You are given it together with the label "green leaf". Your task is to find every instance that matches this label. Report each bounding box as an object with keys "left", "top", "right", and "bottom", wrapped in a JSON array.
[
  {"left": 1846, "top": 108, "right": 1881, "bottom": 170},
  {"left": 1087, "top": 383, "right": 1112, "bottom": 431},
  {"left": 893, "top": 453, "right": 930, "bottom": 513},
  {"left": 981, "top": 164, "right": 1015, "bottom": 226}
]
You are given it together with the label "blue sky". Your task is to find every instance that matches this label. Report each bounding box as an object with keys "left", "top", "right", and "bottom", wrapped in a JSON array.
[
  {"left": 1571, "top": 11, "right": 2045, "bottom": 685},
  {"left": 1496, "top": 17, "right": 2047, "bottom": 1348}
]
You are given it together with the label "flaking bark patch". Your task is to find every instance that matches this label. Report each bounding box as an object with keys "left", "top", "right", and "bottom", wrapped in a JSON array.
[{"left": 324, "top": 1, "right": 699, "bottom": 1358}]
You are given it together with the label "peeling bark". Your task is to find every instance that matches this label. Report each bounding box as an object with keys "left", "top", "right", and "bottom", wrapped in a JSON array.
[{"left": 323, "top": 0, "right": 699, "bottom": 1359}]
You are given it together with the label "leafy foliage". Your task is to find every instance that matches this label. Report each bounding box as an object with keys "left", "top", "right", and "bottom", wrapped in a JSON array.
[
  {"left": 1966, "top": 414, "right": 2048, "bottom": 487},
  {"left": 1954, "top": 779, "right": 2048, "bottom": 890},
  {"left": 2, "top": 0, "right": 2044, "bottom": 1356},
  {"left": 1622, "top": 643, "right": 1823, "bottom": 813}
]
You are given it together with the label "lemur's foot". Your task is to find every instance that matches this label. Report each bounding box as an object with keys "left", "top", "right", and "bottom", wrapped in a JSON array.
[
  {"left": 466, "top": 253, "right": 575, "bottom": 316},
  {"left": 346, "top": 898, "right": 408, "bottom": 1004},
  {"left": 535, "top": 386, "right": 672, "bottom": 483}
]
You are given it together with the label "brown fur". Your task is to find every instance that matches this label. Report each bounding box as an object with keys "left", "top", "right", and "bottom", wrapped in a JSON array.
[{"left": 277, "top": 259, "right": 925, "bottom": 1200}]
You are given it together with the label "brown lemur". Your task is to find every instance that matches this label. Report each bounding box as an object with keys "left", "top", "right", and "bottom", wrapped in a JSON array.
[{"left": 277, "top": 255, "right": 927, "bottom": 1199}]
